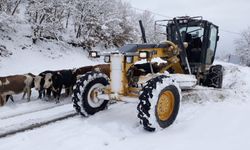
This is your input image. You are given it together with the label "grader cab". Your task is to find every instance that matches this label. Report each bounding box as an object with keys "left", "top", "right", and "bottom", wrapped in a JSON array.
[{"left": 72, "top": 16, "right": 223, "bottom": 132}]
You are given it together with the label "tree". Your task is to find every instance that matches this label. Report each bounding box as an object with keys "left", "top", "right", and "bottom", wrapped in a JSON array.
[
  {"left": 235, "top": 27, "right": 250, "bottom": 66},
  {"left": 25, "top": 0, "right": 157, "bottom": 49},
  {"left": 0, "top": 0, "right": 21, "bottom": 15},
  {"left": 137, "top": 10, "right": 155, "bottom": 43},
  {"left": 27, "top": 0, "right": 66, "bottom": 43}
]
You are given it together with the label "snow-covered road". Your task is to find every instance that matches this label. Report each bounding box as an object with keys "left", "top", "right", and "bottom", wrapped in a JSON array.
[{"left": 0, "top": 98, "right": 249, "bottom": 150}]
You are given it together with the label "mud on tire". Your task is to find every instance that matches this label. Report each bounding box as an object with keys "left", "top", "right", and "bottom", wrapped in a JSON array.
[
  {"left": 72, "top": 72, "right": 109, "bottom": 116},
  {"left": 137, "top": 75, "right": 181, "bottom": 132}
]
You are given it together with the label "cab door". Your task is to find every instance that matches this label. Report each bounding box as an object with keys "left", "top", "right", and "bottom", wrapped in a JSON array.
[{"left": 205, "top": 24, "right": 219, "bottom": 65}]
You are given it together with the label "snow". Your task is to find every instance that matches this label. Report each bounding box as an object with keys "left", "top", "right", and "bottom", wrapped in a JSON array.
[
  {"left": 1, "top": 51, "right": 250, "bottom": 150},
  {"left": 1, "top": 3, "right": 250, "bottom": 150},
  {"left": 1, "top": 23, "right": 250, "bottom": 148}
]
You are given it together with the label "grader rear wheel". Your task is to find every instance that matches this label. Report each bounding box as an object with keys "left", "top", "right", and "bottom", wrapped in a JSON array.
[
  {"left": 137, "top": 75, "right": 180, "bottom": 132},
  {"left": 203, "top": 65, "right": 223, "bottom": 88}
]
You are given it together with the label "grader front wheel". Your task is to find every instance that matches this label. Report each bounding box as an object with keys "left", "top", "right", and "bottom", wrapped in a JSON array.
[
  {"left": 72, "top": 72, "right": 109, "bottom": 116},
  {"left": 137, "top": 75, "right": 180, "bottom": 132},
  {"left": 155, "top": 85, "right": 180, "bottom": 129}
]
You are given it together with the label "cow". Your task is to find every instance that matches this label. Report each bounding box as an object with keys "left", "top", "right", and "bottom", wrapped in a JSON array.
[
  {"left": 93, "top": 64, "right": 110, "bottom": 78},
  {"left": 0, "top": 73, "right": 35, "bottom": 106},
  {"left": 43, "top": 69, "right": 77, "bottom": 103},
  {"left": 75, "top": 66, "right": 93, "bottom": 78},
  {"left": 34, "top": 70, "right": 56, "bottom": 99},
  {"left": 74, "top": 64, "right": 110, "bottom": 79}
]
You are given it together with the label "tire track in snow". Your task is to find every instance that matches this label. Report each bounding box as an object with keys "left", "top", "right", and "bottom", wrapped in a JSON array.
[
  {"left": 0, "top": 101, "right": 72, "bottom": 120},
  {"left": 0, "top": 112, "right": 77, "bottom": 138}
]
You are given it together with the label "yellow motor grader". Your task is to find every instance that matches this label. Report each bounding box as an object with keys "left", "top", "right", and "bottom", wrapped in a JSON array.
[{"left": 72, "top": 16, "right": 223, "bottom": 132}]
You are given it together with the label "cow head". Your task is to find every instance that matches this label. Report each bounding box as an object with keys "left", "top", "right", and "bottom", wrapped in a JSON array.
[
  {"left": 44, "top": 73, "right": 53, "bottom": 89},
  {"left": 34, "top": 76, "right": 43, "bottom": 90}
]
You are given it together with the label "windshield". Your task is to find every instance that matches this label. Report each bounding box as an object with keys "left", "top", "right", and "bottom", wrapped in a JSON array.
[{"left": 180, "top": 26, "right": 204, "bottom": 40}]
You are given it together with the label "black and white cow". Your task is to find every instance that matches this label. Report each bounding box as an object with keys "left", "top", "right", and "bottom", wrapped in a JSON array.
[
  {"left": 43, "top": 69, "right": 77, "bottom": 103},
  {"left": 34, "top": 70, "right": 55, "bottom": 99}
]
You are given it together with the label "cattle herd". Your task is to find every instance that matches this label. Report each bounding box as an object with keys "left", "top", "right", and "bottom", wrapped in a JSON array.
[
  {"left": 0, "top": 62, "right": 168, "bottom": 106},
  {"left": 0, "top": 64, "right": 110, "bottom": 106}
]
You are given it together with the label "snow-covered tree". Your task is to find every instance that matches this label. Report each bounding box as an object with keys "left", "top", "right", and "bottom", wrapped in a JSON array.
[
  {"left": 71, "top": 0, "right": 138, "bottom": 49},
  {"left": 0, "top": 0, "right": 21, "bottom": 15},
  {"left": 27, "top": 0, "right": 66, "bottom": 43},
  {"left": 137, "top": 10, "right": 156, "bottom": 43},
  {"left": 0, "top": 0, "right": 21, "bottom": 33},
  {"left": 235, "top": 27, "right": 250, "bottom": 66},
  {"left": 112, "top": 1, "right": 138, "bottom": 47},
  {"left": 25, "top": 0, "right": 158, "bottom": 49},
  {"left": 136, "top": 10, "right": 167, "bottom": 44}
]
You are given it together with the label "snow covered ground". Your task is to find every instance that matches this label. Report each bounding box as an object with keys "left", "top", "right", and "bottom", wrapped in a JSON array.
[
  {"left": 1, "top": 5, "right": 250, "bottom": 150},
  {"left": 0, "top": 46, "right": 250, "bottom": 150}
]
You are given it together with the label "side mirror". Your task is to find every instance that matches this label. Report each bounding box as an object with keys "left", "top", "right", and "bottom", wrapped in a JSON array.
[{"left": 217, "top": 35, "right": 220, "bottom": 41}]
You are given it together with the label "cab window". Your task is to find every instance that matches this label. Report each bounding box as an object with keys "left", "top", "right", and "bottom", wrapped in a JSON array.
[{"left": 206, "top": 25, "right": 218, "bottom": 64}]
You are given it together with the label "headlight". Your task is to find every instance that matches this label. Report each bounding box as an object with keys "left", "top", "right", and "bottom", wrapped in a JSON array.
[
  {"left": 89, "top": 51, "right": 99, "bottom": 58},
  {"left": 104, "top": 55, "right": 111, "bottom": 63},
  {"left": 139, "top": 51, "right": 148, "bottom": 59},
  {"left": 126, "top": 56, "right": 133, "bottom": 63}
]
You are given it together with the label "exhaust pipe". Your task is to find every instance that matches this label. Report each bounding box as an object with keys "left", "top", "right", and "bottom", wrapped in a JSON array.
[{"left": 139, "top": 20, "right": 147, "bottom": 43}]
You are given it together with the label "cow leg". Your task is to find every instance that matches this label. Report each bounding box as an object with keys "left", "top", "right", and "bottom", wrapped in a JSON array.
[
  {"left": 38, "top": 89, "right": 43, "bottom": 99},
  {"left": 27, "top": 88, "right": 31, "bottom": 102},
  {"left": 0, "top": 95, "right": 6, "bottom": 106},
  {"left": 9, "top": 95, "right": 14, "bottom": 102},
  {"left": 46, "top": 88, "right": 52, "bottom": 100},
  {"left": 22, "top": 90, "right": 27, "bottom": 99},
  {"left": 52, "top": 90, "right": 57, "bottom": 99},
  {"left": 6, "top": 95, "right": 14, "bottom": 103},
  {"left": 65, "top": 88, "right": 70, "bottom": 96},
  {"left": 0, "top": 96, "right": 4, "bottom": 106},
  {"left": 42, "top": 89, "right": 46, "bottom": 98},
  {"left": 69, "top": 86, "right": 73, "bottom": 95},
  {"left": 6, "top": 95, "right": 10, "bottom": 102},
  {"left": 56, "top": 87, "right": 62, "bottom": 103}
]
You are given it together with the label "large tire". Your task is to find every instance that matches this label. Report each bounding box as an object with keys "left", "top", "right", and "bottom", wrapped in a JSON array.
[
  {"left": 137, "top": 75, "right": 181, "bottom": 132},
  {"left": 204, "top": 65, "right": 223, "bottom": 88},
  {"left": 72, "top": 72, "right": 109, "bottom": 116}
]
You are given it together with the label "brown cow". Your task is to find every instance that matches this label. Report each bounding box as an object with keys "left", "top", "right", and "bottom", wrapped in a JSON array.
[
  {"left": 74, "top": 66, "right": 94, "bottom": 80},
  {"left": 75, "top": 66, "right": 94, "bottom": 76},
  {"left": 74, "top": 64, "right": 110, "bottom": 79},
  {"left": 0, "top": 73, "right": 35, "bottom": 106},
  {"left": 93, "top": 64, "right": 110, "bottom": 78}
]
